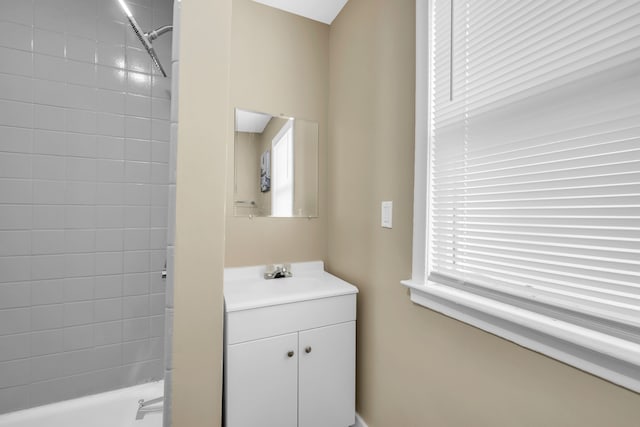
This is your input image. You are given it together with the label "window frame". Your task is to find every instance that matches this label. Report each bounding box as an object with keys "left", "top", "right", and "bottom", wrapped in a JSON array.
[
  {"left": 402, "top": 0, "right": 640, "bottom": 392},
  {"left": 271, "top": 119, "right": 295, "bottom": 217}
]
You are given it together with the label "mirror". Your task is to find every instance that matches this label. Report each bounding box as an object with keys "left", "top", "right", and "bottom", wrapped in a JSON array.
[{"left": 234, "top": 108, "right": 319, "bottom": 217}]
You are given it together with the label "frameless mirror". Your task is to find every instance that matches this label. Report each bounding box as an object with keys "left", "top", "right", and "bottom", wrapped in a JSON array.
[{"left": 234, "top": 108, "right": 319, "bottom": 217}]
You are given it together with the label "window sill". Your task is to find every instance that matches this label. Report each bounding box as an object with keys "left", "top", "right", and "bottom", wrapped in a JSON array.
[{"left": 400, "top": 279, "right": 640, "bottom": 393}]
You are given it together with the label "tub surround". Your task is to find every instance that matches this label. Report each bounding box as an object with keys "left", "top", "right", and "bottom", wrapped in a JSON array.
[{"left": 0, "top": 0, "right": 172, "bottom": 414}]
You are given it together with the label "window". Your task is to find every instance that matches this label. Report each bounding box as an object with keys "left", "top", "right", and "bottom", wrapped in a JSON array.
[
  {"left": 272, "top": 120, "right": 294, "bottom": 217},
  {"left": 404, "top": 0, "right": 640, "bottom": 391}
]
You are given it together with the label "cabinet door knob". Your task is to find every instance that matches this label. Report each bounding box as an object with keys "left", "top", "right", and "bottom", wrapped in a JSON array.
[
  {"left": 287, "top": 351, "right": 294, "bottom": 358},
  {"left": 305, "top": 346, "right": 312, "bottom": 354}
]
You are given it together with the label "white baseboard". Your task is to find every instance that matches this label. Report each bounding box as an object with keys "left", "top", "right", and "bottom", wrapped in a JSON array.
[{"left": 352, "top": 412, "right": 369, "bottom": 427}]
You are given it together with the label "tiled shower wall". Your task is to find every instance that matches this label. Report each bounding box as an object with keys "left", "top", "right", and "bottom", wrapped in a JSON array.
[{"left": 0, "top": 0, "right": 172, "bottom": 413}]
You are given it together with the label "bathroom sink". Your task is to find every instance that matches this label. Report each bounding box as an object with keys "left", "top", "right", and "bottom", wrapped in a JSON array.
[
  {"left": 223, "top": 261, "right": 358, "bottom": 312},
  {"left": 223, "top": 261, "right": 358, "bottom": 344}
]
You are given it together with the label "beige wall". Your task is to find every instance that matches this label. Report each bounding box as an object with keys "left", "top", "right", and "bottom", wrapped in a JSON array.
[
  {"left": 233, "top": 131, "right": 261, "bottom": 216},
  {"left": 225, "top": 0, "right": 329, "bottom": 267},
  {"left": 173, "top": 0, "right": 640, "bottom": 425},
  {"left": 172, "top": 0, "right": 231, "bottom": 425},
  {"left": 294, "top": 119, "right": 319, "bottom": 216},
  {"left": 327, "top": 0, "right": 640, "bottom": 426}
]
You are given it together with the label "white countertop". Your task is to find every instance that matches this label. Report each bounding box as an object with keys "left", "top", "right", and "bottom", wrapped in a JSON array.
[{"left": 224, "top": 261, "right": 358, "bottom": 312}]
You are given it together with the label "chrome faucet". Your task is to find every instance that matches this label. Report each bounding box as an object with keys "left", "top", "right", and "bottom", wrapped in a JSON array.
[
  {"left": 136, "top": 396, "right": 163, "bottom": 420},
  {"left": 264, "top": 264, "right": 293, "bottom": 279}
]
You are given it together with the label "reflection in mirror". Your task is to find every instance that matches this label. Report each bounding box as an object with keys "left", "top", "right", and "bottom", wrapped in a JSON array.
[{"left": 234, "top": 108, "right": 319, "bottom": 217}]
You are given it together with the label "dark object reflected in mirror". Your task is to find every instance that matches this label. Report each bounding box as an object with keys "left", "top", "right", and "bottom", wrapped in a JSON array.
[{"left": 234, "top": 108, "right": 319, "bottom": 218}]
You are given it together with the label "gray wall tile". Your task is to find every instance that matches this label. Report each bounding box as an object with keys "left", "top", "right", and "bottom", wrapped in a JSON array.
[
  {"left": 64, "top": 253, "right": 95, "bottom": 278},
  {"left": 33, "top": 181, "right": 65, "bottom": 205},
  {"left": 0, "top": 126, "right": 33, "bottom": 154},
  {"left": 29, "top": 377, "right": 74, "bottom": 408},
  {"left": 0, "top": 308, "right": 31, "bottom": 335},
  {"left": 124, "top": 251, "right": 150, "bottom": 274},
  {"left": 0, "top": 206, "right": 32, "bottom": 230},
  {"left": 0, "top": 256, "right": 31, "bottom": 283},
  {"left": 0, "top": 100, "right": 32, "bottom": 128},
  {"left": 93, "top": 275, "right": 122, "bottom": 299},
  {"left": 63, "top": 325, "right": 94, "bottom": 350},
  {"left": 31, "top": 280, "right": 65, "bottom": 306},
  {"left": 0, "top": 283, "right": 31, "bottom": 309},
  {"left": 63, "top": 301, "right": 94, "bottom": 326},
  {"left": 94, "top": 298, "right": 122, "bottom": 323},
  {"left": 0, "top": 334, "right": 30, "bottom": 362},
  {"left": 0, "top": 153, "right": 32, "bottom": 179},
  {"left": 63, "top": 348, "right": 95, "bottom": 376},
  {"left": 34, "top": 29, "right": 65, "bottom": 57},
  {"left": 30, "top": 353, "right": 66, "bottom": 383},
  {"left": 123, "top": 295, "right": 149, "bottom": 319},
  {"left": 150, "top": 293, "right": 165, "bottom": 316},
  {"left": 94, "top": 252, "right": 124, "bottom": 276},
  {"left": 0, "top": 74, "right": 33, "bottom": 104},
  {"left": 0, "top": 359, "right": 30, "bottom": 388},
  {"left": 93, "top": 321, "right": 122, "bottom": 346},
  {"left": 31, "top": 329, "right": 64, "bottom": 357},
  {"left": 32, "top": 255, "right": 66, "bottom": 280},
  {"left": 150, "top": 315, "right": 164, "bottom": 338},
  {"left": 123, "top": 317, "right": 150, "bottom": 342},
  {"left": 0, "top": 46, "right": 32, "bottom": 76},
  {"left": 93, "top": 344, "right": 122, "bottom": 371},
  {"left": 64, "top": 277, "right": 94, "bottom": 302},
  {"left": 123, "top": 339, "right": 152, "bottom": 364},
  {"left": 71, "top": 367, "right": 125, "bottom": 398},
  {"left": 32, "top": 231, "right": 66, "bottom": 255},
  {"left": 31, "top": 304, "right": 64, "bottom": 331},
  {"left": 124, "top": 272, "right": 150, "bottom": 296},
  {"left": 0, "top": 385, "right": 30, "bottom": 414},
  {"left": 65, "top": 206, "right": 96, "bottom": 229},
  {"left": 33, "top": 206, "right": 65, "bottom": 229},
  {"left": 0, "top": 0, "right": 34, "bottom": 26}
]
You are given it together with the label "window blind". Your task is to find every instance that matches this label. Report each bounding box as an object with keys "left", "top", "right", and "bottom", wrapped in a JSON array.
[{"left": 429, "top": 0, "right": 640, "bottom": 330}]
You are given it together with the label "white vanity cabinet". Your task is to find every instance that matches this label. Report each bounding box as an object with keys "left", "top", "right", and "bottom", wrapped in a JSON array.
[
  {"left": 226, "top": 332, "right": 299, "bottom": 427},
  {"left": 223, "top": 262, "right": 358, "bottom": 427}
]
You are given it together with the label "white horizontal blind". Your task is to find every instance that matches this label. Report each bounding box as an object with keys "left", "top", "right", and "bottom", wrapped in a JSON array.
[{"left": 429, "top": 0, "right": 640, "bottom": 327}]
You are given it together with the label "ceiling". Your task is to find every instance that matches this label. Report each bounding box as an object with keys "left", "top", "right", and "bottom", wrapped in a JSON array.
[
  {"left": 236, "top": 110, "right": 272, "bottom": 133},
  {"left": 252, "top": 0, "right": 349, "bottom": 25}
]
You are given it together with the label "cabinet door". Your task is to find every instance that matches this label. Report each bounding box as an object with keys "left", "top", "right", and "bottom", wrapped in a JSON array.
[
  {"left": 298, "top": 321, "right": 355, "bottom": 427},
  {"left": 226, "top": 332, "right": 298, "bottom": 427}
]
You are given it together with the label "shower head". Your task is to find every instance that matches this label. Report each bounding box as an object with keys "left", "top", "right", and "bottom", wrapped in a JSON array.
[{"left": 117, "top": 0, "right": 171, "bottom": 77}]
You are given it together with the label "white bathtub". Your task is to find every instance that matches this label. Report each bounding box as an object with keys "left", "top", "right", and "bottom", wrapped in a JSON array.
[{"left": 0, "top": 381, "right": 163, "bottom": 427}]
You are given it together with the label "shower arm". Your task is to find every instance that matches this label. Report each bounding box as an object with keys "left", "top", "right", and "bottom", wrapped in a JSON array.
[
  {"left": 118, "top": 0, "right": 172, "bottom": 77},
  {"left": 146, "top": 25, "right": 173, "bottom": 42}
]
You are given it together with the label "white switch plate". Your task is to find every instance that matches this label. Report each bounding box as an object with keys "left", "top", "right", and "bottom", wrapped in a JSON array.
[{"left": 381, "top": 201, "right": 393, "bottom": 228}]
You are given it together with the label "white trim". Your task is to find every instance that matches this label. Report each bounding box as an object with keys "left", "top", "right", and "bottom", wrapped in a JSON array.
[
  {"left": 271, "top": 119, "right": 294, "bottom": 216},
  {"left": 405, "top": 0, "right": 640, "bottom": 393},
  {"left": 272, "top": 117, "right": 294, "bottom": 145},
  {"left": 400, "top": 280, "right": 640, "bottom": 392},
  {"left": 411, "top": 0, "right": 430, "bottom": 284},
  {"left": 352, "top": 413, "right": 369, "bottom": 427}
]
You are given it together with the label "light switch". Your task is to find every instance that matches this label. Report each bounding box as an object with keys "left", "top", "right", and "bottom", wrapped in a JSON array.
[{"left": 381, "top": 201, "right": 393, "bottom": 228}]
